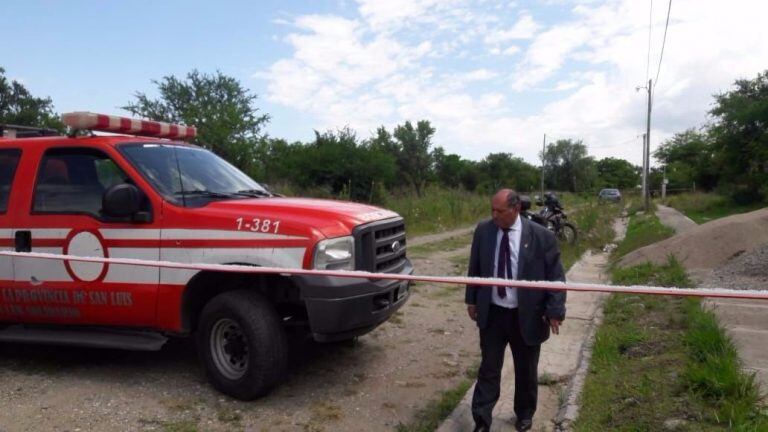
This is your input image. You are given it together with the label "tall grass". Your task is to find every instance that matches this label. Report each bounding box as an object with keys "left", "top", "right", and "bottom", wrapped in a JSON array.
[
  {"left": 576, "top": 210, "right": 767, "bottom": 430},
  {"left": 559, "top": 200, "right": 623, "bottom": 270},
  {"left": 663, "top": 192, "right": 766, "bottom": 224},
  {"left": 683, "top": 299, "right": 764, "bottom": 427},
  {"left": 383, "top": 186, "right": 489, "bottom": 236},
  {"left": 611, "top": 211, "right": 675, "bottom": 261}
]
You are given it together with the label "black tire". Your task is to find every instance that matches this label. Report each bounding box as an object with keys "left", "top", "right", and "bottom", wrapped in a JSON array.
[
  {"left": 557, "top": 222, "right": 578, "bottom": 245},
  {"left": 197, "top": 290, "right": 288, "bottom": 400}
]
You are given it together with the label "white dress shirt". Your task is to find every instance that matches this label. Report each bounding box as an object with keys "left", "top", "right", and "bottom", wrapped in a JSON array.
[{"left": 491, "top": 215, "right": 522, "bottom": 308}]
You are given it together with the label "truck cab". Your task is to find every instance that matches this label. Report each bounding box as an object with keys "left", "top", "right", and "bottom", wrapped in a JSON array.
[{"left": 0, "top": 112, "right": 412, "bottom": 399}]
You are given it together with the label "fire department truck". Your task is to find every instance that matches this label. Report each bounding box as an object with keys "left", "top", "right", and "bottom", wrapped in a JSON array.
[{"left": 0, "top": 113, "right": 411, "bottom": 399}]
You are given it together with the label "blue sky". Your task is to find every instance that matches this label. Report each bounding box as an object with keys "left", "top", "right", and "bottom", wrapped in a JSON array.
[{"left": 4, "top": 0, "right": 768, "bottom": 165}]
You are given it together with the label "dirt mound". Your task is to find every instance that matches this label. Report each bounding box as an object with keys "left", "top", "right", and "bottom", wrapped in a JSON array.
[{"left": 619, "top": 207, "right": 768, "bottom": 271}]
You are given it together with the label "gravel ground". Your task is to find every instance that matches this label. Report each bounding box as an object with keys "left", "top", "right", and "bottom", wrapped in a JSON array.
[{"left": 699, "top": 243, "right": 768, "bottom": 290}]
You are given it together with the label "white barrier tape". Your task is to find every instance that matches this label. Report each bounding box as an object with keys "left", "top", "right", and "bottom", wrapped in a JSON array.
[{"left": 2, "top": 251, "right": 768, "bottom": 300}]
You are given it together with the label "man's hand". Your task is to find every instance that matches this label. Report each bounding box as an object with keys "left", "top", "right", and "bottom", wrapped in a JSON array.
[
  {"left": 467, "top": 305, "right": 477, "bottom": 321},
  {"left": 544, "top": 317, "right": 563, "bottom": 335}
]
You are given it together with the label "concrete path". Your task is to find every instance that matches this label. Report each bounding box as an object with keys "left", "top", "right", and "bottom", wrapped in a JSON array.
[
  {"left": 438, "top": 218, "right": 627, "bottom": 432},
  {"left": 654, "top": 204, "right": 768, "bottom": 395},
  {"left": 656, "top": 204, "right": 697, "bottom": 233}
]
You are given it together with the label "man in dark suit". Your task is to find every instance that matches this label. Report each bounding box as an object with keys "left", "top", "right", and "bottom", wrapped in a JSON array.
[{"left": 466, "top": 189, "right": 566, "bottom": 432}]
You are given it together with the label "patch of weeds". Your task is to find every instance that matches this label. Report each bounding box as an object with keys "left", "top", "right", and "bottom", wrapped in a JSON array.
[
  {"left": 538, "top": 372, "right": 567, "bottom": 386},
  {"left": 576, "top": 254, "right": 766, "bottom": 430},
  {"left": 431, "top": 369, "right": 459, "bottom": 379},
  {"left": 408, "top": 232, "right": 473, "bottom": 256},
  {"left": 611, "top": 212, "right": 675, "bottom": 261},
  {"left": 395, "top": 379, "right": 473, "bottom": 432},
  {"left": 447, "top": 254, "right": 469, "bottom": 276},
  {"left": 663, "top": 192, "right": 765, "bottom": 224},
  {"left": 682, "top": 298, "right": 767, "bottom": 427},
  {"left": 310, "top": 401, "right": 343, "bottom": 422},
  {"left": 216, "top": 406, "right": 242, "bottom": 424},
  {"left": 388, "top": 311, "right": 405, "bottom": 326},
  {"left": 423, "top": 284, "right": 461, "bottom": 299},
  {"left": 612, "top": 255, "right": 691, "bottom": 287},
  {"left": 397, "top": 380, "right": 426, "bottom": 388},
  {"left": 559, "top": 200, "right": 623, "bottom": 270},
  {"left": 160, "top": 420, "right": 198, "bottom": 432}
]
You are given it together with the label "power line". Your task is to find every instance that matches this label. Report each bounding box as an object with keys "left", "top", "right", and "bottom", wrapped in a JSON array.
[{"left": 653, "top": 0, "right": 673, "bottom": 94}]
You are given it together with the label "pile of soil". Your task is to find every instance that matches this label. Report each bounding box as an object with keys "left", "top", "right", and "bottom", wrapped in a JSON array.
[{"left": 619, "top": 207, "right": 768, "bottom": 272}]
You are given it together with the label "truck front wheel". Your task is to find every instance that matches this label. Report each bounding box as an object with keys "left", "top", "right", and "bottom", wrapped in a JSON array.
[{"left": 197, "top": 290, "right": 287, "bottom": 400}]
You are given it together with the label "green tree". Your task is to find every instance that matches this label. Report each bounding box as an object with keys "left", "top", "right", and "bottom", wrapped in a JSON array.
[
  {"left": 542, "top": 139, "right": 596, "bottom": 192},
  {"left": 393, "top": 120, "right": 436, "bottom": 196},
  {"left": 653, "top": 128, "right": 717, "bottom": 191},
  {"left": 708, "top": 70, "right": 768, "bottom": 202},
  {"left": 596, "top": 157, "right": 640, "bottom": 190},
  {"left": 478, "top": 153, "right": 539, "bottom": 193},
  {"left": 0, "top": 67, "right": 64, "bottom": 131},
  {"left": 123, "top": 70, "right": 269, "bottom": 176},
  {"left": 433, "top": 147, "right": 465, "bottom": 188},
  {"left": 294, "top": 128, "right": 396, "bottom": 201}
]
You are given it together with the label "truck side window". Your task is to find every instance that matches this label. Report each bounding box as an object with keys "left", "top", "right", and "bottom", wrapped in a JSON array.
[
  {"left": 33, "top": 148, "right": 132, "bottom": 218},
  {"left": 0, "top": 149, "right": 22, "bottom": 213}
]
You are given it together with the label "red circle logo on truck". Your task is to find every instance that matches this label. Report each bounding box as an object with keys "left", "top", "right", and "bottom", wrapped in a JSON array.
[{"left": 63, "top": 230, "right": 109, "bottom": 282}]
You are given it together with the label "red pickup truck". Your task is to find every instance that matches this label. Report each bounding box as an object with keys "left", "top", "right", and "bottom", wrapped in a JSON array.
[{"left": 0, "top": 112, "right": 411, "bottom": 399}]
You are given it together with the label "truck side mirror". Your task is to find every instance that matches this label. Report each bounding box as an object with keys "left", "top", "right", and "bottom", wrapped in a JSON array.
[{"left": 103, "top": 183, "right": 149, "bottom": 221}]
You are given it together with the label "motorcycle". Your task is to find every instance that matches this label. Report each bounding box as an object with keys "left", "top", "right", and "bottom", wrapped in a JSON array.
[{"left": 520, "top": 195, "right": 578, "bottom": 245}]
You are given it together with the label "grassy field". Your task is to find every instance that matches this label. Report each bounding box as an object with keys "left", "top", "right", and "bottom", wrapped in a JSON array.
[
  {"left": 662, "top": 193, "right": 766, "bottom": 224},
  {"left": 575, "top": 211, "right": 767, "bottom": 431},
  {"left": 383, "top": 187, "right": 489, "bottom": 236},
  {"left": 611, "top": 208, "right": 675, "bottom": 261}
]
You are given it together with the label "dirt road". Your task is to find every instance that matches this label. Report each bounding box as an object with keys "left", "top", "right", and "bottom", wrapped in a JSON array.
[{"left": 0, "top": 228, "right": 480, "bottom": 432}]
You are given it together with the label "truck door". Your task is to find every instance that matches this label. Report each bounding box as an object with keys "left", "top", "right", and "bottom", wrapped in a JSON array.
[
  {"left": 0, "top": 149, "right": 21, "bottom": 320},
  {"left": 11, "top": 146, "right": 160, "bottom": 327}
]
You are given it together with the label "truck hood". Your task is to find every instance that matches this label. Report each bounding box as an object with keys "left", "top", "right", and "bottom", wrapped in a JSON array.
[{"left": 201, "top": 197, "right": 401, "bottom": 238}]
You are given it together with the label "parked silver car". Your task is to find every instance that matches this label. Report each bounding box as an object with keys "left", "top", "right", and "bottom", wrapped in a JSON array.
[{"left": 598, "top": 188, "right": 622, "bottom": 203}]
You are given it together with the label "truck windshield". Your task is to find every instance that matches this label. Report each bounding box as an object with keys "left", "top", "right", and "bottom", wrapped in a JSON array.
[{"left": 119, "top": 143, "right": 270, "bottom": 207}]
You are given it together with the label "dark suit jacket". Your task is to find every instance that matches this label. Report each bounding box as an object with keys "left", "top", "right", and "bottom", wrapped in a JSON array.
[{"left": 465, "top": 217, "right": 566, "bottom": 346}]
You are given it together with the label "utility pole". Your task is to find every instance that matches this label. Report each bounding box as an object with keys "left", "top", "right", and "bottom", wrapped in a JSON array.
[
  {"left": 540, "top": 134, "right": 546, "bottom": 199},
  {"left": 644, "top": 78, "right": 652, "bottom": 211},
  {"left": 641, "top": 133, "right": 647, "bottom": 206}
]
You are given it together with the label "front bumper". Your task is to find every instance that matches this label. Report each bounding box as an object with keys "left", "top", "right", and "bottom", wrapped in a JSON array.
[{"left": 293, "top": 259, "right": 413, "bottom": 342}]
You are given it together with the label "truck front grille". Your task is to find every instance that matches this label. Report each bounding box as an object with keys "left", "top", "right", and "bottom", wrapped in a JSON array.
[{"left": 354, "top": 218, "right": 407, "bottom": 273}]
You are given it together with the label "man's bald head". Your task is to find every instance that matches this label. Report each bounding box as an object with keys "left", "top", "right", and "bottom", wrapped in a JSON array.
[{"left": 491, "top": 189, "right": 521, "bottom": 229}]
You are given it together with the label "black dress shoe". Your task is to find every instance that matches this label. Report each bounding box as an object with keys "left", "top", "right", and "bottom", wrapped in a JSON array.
[
  {"left": 515, "top": 418, "right": 533, "bottom": 431},
  {"left": 473, "top": 423, "right": 490, "bottom": 432}
]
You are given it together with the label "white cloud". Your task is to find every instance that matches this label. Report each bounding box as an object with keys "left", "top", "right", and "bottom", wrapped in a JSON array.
[
  {"left": 502, "top": 45, "right": 521, "bottom": 56},
  {"left": 483, "top": 13, "right": 540, "bottom": 44},
  {"left": 262, "top": 0, "right": 768, "bottom": 166},
  {"left": 461, "top": 69, "right": 498, "bottom": 82}
]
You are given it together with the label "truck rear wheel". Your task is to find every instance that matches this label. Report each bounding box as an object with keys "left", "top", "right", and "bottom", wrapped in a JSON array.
[{"left": 197, "top": 290, "right": 287, "bottom": 400}]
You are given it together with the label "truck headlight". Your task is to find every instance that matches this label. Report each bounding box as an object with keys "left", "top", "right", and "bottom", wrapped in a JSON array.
[{"left": 313, "top": 236, "right": 355, "bottom": 270}]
